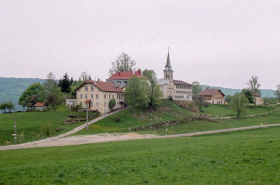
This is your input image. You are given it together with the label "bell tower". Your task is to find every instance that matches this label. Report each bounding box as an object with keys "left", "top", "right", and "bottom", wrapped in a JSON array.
[{"left": 163, "top": 48, "right": 174, "bottom": 80}]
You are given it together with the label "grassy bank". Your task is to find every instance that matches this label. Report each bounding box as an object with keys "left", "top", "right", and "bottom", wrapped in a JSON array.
[
  {"left": 75, "top": 100, "right": 194, "bottom": 135},
  {"left": 1, "top": 127, "right": 280, "bottom": 184}
]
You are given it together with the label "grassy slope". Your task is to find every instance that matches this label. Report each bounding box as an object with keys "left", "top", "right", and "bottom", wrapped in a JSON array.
[
  {"left": 0, "top": 106, "right": 96, "bottom": 145},
  {"left": 75, "top": 100, "right": 195, "bottom": 135},
  {"left": 201, "top": 104, "right": 279, "bottom": 116},
  {"left": 1, "top": 127, "right": 280, "bottom": 184}
]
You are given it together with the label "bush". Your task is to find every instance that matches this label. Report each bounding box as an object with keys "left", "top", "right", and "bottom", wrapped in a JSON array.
[
  {"left": 168, "top": 96, "right": 173, "bottom": 101},
  {"left": 41, "top": 124, "right": 53, "bottom": 137},
  {"left": 115, "top": 116, "right": 121, "bottom": 122}
]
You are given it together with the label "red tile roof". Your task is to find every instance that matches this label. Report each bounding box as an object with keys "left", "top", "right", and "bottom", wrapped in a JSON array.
[
  {"left": 173, "top": 80, "right": 192, "bottom": 86},
  {"left": 34, "top": 102, "right": 45, "bottom": 107},
  {"left": 107, "top": 69, "right": 145, "bottom": 80},
  {"left": 76, "top": 80, "right": 124, "bottom": 93},
  {"left": 199, "top": 89, "right": 225, "bottom": 96}
]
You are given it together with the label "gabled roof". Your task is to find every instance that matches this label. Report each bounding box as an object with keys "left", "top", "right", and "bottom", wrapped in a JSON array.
[
  {"left": 34, "top": 102, "right": 45, "bottom": 107},
  {"left": 76, "top": 80, "right": 124, "bottom": 93},
  {"left": 173, "top": 80, "right": 192, "bottom": 86},
  {"left": 252, "top": 92, "right": 261, "bottom": 97},
  {"left": 199, "top": 89, "right": 225, "bottom": 96},
  {"left": 107, "top": 69, "right": 145, "bottom": 80}
]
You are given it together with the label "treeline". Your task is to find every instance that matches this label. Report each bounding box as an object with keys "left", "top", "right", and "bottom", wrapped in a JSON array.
[{"left": 0, "top": 77, "right": 45, "bottom": 111}]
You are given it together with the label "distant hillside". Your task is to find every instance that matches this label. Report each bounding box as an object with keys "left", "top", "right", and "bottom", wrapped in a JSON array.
[
  {"left": 0, "top": 77, "right": 45, "bottom": 111},
  {"left": 201, "top": 85, "right": 276, "bottom": 97}
]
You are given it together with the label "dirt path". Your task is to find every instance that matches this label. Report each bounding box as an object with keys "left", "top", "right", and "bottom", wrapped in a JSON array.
[{"left": 1, "top": 123, "right": 280, "bottom": 151}]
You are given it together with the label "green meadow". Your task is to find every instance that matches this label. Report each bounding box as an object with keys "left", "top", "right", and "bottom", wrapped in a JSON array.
[
  {"left": 1, "top": 127, "right": 280, "bottom": 184},
  {"left": 0, "top": 106, "right": 98, "bottom": 145}
]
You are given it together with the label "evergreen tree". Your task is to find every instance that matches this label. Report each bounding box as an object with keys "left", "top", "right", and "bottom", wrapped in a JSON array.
[{"left": 60, "top": 73, "right": 71, "bottom": 94}]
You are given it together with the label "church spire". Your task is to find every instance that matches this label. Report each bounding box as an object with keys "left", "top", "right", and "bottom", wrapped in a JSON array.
[{"left": 165, "top": 48, "right": 172, "bottom": 71}]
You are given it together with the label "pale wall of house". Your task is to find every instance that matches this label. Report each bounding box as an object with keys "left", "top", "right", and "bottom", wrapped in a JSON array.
[
  {"left": 76, "top": 84, "right": 124, "bottom": 114},
  {"left": 254, "top": 97, "right": 263, "bottom": 105}
]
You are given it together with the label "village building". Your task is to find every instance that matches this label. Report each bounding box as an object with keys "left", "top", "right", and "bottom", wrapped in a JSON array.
[
  {"left": 252, "top": 92, "right": 263, "bottom": 105},
  {"left": 198, "top": 89, "right": 225, "bottom": 104},
  {"left": 158, "top": 50, "right": 193, "bottom": 100},
  {"left": 34, "top": 102, "right": 46, "bottom": 111},
  {"left": 76, "top": 80, "right": 124, "bottom": 114},
  {"left": 106, "top": 69, "right": 145, "bottom": 87}
]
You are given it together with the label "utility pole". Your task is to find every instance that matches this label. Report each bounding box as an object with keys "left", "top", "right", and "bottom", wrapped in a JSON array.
[{"left": 14, "top": 117, "right": 17, "bottom": 144}]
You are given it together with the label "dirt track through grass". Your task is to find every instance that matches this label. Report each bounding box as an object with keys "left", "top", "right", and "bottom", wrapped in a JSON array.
[{"left": 1, "top": 123, "right": 279, "bottom": 151}]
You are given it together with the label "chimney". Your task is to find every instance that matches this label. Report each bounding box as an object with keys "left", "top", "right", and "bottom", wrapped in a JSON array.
[
  {"left": 138, "top": 69, "right": 141, "bottom": 74},
  {"left": 98, "top": 78, "right": 100, "bottom": 81}
]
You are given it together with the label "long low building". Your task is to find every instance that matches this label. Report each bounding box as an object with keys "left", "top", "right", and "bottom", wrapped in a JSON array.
[
  {"left": 76, "top": 80, "right": 125, "bottom": 114},
  {"left": 198, "top": 89, "right": 225, "bottom": 104}
]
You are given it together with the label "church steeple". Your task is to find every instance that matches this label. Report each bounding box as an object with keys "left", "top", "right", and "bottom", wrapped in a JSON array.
[
  {"left": 163, "top": 48, "right": 174, "bottom": 80},
  {"left": 165, "top": 48, "right": 172, "bottom": 71}
]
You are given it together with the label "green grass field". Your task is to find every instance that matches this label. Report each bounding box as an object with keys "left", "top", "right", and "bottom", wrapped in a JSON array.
[
  {"left": 201, "top": 104, "right": 279, "bottom": 116},
  {"left": 1, "top": 127, "right": 280, "bottom": 184},
  {"left": 0, "top": 106, "right": 97, "bottom": 146}
]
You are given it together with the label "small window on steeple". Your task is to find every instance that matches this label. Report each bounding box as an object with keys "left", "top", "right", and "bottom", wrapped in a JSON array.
[{"left": 166, "top": 75, "right": 169, "bottom": 78}]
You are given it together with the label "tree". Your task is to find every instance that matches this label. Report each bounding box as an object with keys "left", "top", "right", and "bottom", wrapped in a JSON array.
[
  {"left": 79, "top": 72, "right": 90, "bottom": 82},
  {"left": 108, "top": 52, "right": 136, "bottom": 76},
  {"left": 143, "top": 70, "right": 163, "bottom": 108},
  {"left": 192, "top": 81, "right": 202, "bottom": 97},
  {"left": 109, "top": 98, "right": 116, "bottom": 111},
  {"left": 0, "top": 101, "right": 14, "bottom": 113},
  {"left": 275, "top": 84, "right": 280, "bottom": 99},
  {"left": 18, "top": 83, "right": 45, "bottom": 109},
  {"left": 225, "top": 95, "right": 232, "bottom": 103},
  {"left": 241, "top": 89, "right": 254, "bottom": 103},
  {"left": 60, "top": 73, "right": 71, "bottom": 100},
  {"left": 230, "top": 92, "right": 249, "bottom": 118},
  {"left": 124, "top": 75, "right": 148, "bottom": 113},
  {"left": 194, "top": 96, "right": 209, "bottom": 112},
  {"left": 247, "top": 76, "right": 261, "bottom": 95},
  {"left": 43, "top": 72, "right": 63, "bottom": 109}
]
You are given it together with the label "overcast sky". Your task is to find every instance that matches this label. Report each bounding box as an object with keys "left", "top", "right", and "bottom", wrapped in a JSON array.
[{"left": 1, "top": 0, "right": 279, "bottom": 89}]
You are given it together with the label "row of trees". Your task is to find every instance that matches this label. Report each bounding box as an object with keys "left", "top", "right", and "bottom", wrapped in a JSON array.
[{"left": 18, "top": 72, "right": 92, "bottom": 110}]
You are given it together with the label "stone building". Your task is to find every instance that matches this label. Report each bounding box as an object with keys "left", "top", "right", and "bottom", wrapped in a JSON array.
[
  {"left": 158, "top": 50, "right": 193, "bottom": 100},
  {"left": 76, "top": 80, "right": 124, "bottom": 114},
  {"left": 252, "top": 92, "right": 263, "bottom": 105}
]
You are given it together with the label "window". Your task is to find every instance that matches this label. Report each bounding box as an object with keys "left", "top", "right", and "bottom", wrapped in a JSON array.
[
  {"left": 104, "top": 102, "right": 106, "bottom": 107},
  {"left": 104, "top": 94, "right": 106, "bottom": 99},
  {"left": 117, "top": 81, "right": 121, "bottom": 84},
  {"left": 80, "top": 94, "right": 83, "bottom": 99},
  {"left": 91, "top": 94, "right": 93, "bottom": 99},
  {"left": 96, "top": 94, "right": 99, "bottom": 99},
  {"left": 85, "top": 86, "right": 88, "bottom": 91},
  {"left": 90, "top": 102, "right": 93, "bottom": 107},
  {"left": 85, "top": 94, "right": 88, "bottom": 99},
  {"left": 109, "top": 95, "right": 111, "bottom": 99},
  {"left": 91, "top": 85, "right": 94, "bottom": 91},
  {"left": 96, "top": 102, "right": 99, "bottom": 107}
]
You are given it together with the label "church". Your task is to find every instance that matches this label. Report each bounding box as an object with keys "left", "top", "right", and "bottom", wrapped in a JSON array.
[{"left": 158, "top": 50, "right": 193, "bottom": 100}]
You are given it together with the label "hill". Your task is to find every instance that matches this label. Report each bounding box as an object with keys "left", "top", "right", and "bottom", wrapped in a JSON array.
[
  {"left": 201, "top": 85, "right": 276, "bottom": 97},
  {"left": 0, "top": 77, "right": 45, "bottom": 111}
]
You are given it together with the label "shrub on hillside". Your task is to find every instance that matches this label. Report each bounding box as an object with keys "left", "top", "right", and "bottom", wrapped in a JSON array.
[
  {"left": 115, "top": 116, "right": 121, "bottom": 122},
  {"left": 41, "top": 124, "right": 53, "bottom": 137}
]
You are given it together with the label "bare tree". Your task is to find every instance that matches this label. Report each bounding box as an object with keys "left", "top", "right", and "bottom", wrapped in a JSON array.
[
  {"left": 247, "top": 76, "right": 261, "bottom": 95},
  {"left": 108, "top": 52, "right": 136, "bottom": 76}
]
